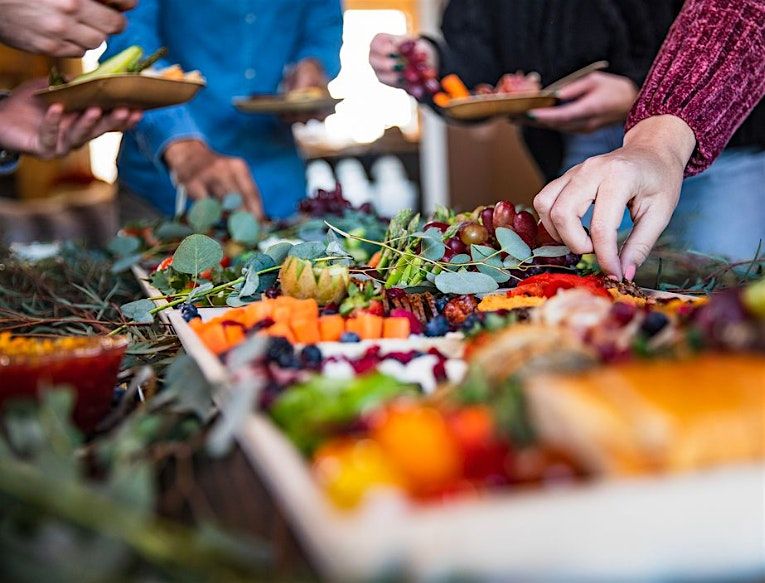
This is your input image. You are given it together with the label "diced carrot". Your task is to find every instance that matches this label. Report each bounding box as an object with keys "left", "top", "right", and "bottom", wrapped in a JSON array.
[
  {"left": 433, "top": 92, "right": 451, "bottom": 107},
  {"left": 188, "top": 318, "right": 204, "bottom": 332},
  {"left": 224, "top": 325, "right": 245, "bottom": 347},
  {"left": 383, "top": 317, "right": 410, "bottom": 339},
  {"left": 200, "top": 324, "right": 228, "bottom": 355},
  {"left": 345, "top": 317, "right": 364, "bottom": 339},
  {"left": 355, "top": 314, "right": 383, "bottom": 340},
  {"left": 441, "top": 74, "right": 470, "bottom": 99},
  {"left": 272, "top": 305, "right": 292, "bottom": 323},
  {"left": 266, "top": 322, "right": 296, "bottom": 344},
  {"left": 244, "top": 301, "right": 273, "bottom": 328},
  {"left": 274, "top": 296, "right": 297, "bottom": 308},
  {"left": 222, "top": 308, "right": 248, "bottom": 326},
  {"left": 293, "top": 298, "right": 319, "bottom": 320},
  {"left": 319, "top": 315, "right": 345, "bottom": 342},
  {"left": 291, "top": 318, "right": 321, "bottom": 344},
  {"left": 368, "top": 251, "right": 382, "bottom": 269}
]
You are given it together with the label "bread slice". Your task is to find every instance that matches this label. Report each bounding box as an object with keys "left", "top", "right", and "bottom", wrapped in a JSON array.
[{"left": 524, "top": 355, "right": 765, "bottom": 475}]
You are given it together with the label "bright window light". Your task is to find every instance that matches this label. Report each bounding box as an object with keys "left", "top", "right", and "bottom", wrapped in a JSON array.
[{"left": 324, "top": 9, "right": 418, "bottom": 145}]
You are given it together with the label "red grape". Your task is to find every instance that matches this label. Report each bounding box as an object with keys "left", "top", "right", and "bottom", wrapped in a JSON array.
[
  {"left": 513, "top": 211, "right": 538, "bottom": 247},
  {"left": 424, "top": 221, "right": 449, "bottom": 232},
  {"left": 446, "top": 237, "right": 467, "bottom": 254},
  {"left": 536, "top": 222, "right": 559, "bottom": 246},
  {"left": 404, "top": 67, "right": 420, "bottom": 84},
  {"left": 460, "top": 223, "right": 489, "bottom": 246},
  {"left": 493, "top": 201, "right": 516, "bottom": 229},
  {"left": 480, "top": 206, "right": 495, "bottom": 234}
]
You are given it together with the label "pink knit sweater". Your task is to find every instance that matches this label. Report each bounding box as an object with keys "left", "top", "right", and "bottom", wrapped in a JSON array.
[{"left": 626, "top": 0, "right": 765, "bottom": 176}]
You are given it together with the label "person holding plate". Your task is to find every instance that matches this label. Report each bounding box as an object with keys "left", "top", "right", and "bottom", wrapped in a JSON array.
[
  {"left": 0, "top": 0, "right": 142, "bottom": 172},
  {"left": 104, "top": 0, "right": 343, "bottom": 221},
  {"left": 369, "top": 0, "right": 765, "bottom": 262}
]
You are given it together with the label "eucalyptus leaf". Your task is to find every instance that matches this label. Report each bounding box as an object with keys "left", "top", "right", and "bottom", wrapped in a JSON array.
[
  {"left": 149, "top": 269, "right": 172, "bottom": 293},
  {"left": 156, "top": 221, "right": 193, "bottom": 241},
  {"left": 265, "top": 242, "right": 293, "bottom": 265},
  {"left": 533, "top": 245, "right": 570, "bottom": 258},
  {"left": 325, "top": 230, "right": 351, "bottom": 258},
  {"left": 188, "top": 282, "right": 214, "bottom": 302},
  {"left": 120, "top": 299, "right": 155, "bottom": 324},
  {"left": 226, "top": 292, "right": 248, "bottom": 307},
  {"left": 107, "top": 235, "right": 140, "bottom": 257},
  {"left": 435, "top": 271, "right": 499, "bottom": 294},
  {"left": 222, "top": 192, "right": 243, "bottom": 211},
  {"left": 420, "top": 227, "right": 446, "bottom": 262},
  {"left": 172, "top": 234, "right": 223, "bottom": 275},
  {"left": 110, "top": 253, "right": 143, "bottom": 274},
  {"left": 450, "top": 253, "right": 471, "bottom": 264},
  {"left": 496, "top": 227, "right": 532, "bottom": 261},
  {"left": 288, "top": 241, "right": 325, "bottom": 261},
  {"left": 243, "top": 252, "right": 277, "bottom": 293},
  {"left": 471, "top": 244, "right": 511, "bottom": 283},
  {"left": 228, "top": 210, "right": 260, "bottom": 245},
  {"left": 188, "top": 198, "right": 222, "bottom": 233},
  {"left": 207, "top": 379, "right": 258, "bottom": 457}
]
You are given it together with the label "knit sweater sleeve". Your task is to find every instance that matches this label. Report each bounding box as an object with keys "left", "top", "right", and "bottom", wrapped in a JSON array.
[{"left": 625, "top": 0, "right": 765, "bottom": 176}]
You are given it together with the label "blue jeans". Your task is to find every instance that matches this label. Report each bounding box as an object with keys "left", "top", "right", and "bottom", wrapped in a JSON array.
[{"left": 562, "top": 124, "right": 765, "bottom": 262}]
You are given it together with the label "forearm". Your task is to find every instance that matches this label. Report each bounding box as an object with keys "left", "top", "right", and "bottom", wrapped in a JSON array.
[{"left": 626, "top": 0, "right": 765, "bottom": 176}]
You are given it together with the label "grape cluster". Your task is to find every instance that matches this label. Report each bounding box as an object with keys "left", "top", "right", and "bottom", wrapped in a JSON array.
[
  {"left": 399, "top": 40, "right": 440, "bottom": 101},
  {"left": 298, "top": 183, "right": 352, "bottom": 217}
]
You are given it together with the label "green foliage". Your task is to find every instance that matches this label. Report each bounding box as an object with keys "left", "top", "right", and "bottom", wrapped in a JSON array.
[
  {"left": 228, "top": 210, "right": 260, "bottom": 245},
  {"left": 120, "top": 299, "right": 155, "bottom": 324},
  {"left": 435, "top": 270, "right": 499, "bottom": 295},
  {"left": 187, "top": 199, "right": 222, "bottom": 233},
  {"left": 172, "top": 234, "right": 223, "bottom": 276},
  {"left": 496, "top": 227, "right": 531, "bottom": 261}
]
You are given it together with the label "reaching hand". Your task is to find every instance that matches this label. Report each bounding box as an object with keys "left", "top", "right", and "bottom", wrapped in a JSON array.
[
  {"left": 0, "top": 0, "right": 135, "bottom": 57},
  {"left": 0, "top": 78, "right": 142, "bottom": 159},
  {"left": 533, "top": 116, "right": 697, "bottom": 280},
  {"left": 528, "top": 72, "right": 638, "bottom": 133},
  {"left": 369, "top": 33, "right": 436, "bottom": 88},
  {"left": 281, "top": 58, "right": 331, "bottom": 124},
  {"left": 163, "top": 140, "right": 264, "bottom": 220}
]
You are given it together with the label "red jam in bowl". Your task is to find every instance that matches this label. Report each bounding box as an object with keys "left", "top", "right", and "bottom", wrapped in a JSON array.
[{"left": 0, "top": 334, "right": 127, "bottom": 432}]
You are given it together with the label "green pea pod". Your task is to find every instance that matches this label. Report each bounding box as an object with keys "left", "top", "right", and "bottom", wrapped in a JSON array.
[{"left": 74, "top": 46, "right": 143, "bottom": 84}]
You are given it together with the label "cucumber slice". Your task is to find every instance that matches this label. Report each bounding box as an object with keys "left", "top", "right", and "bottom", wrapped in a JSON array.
[{"left": 73, "top": 46, "right": 143, "bottom": 83}]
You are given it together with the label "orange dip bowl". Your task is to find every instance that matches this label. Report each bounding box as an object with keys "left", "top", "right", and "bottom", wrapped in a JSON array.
[{"left": 0, "top": 334, "right": 128, "bottom": 432}]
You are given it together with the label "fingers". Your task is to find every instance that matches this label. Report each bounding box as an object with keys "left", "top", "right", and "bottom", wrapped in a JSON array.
[
  {"left": 77, "top": 0, "right": 127, "bottom": 35},
  {"left": 546, "top": 177, "right": 598, "bottom": 255},
  {"left": 534, "top": 175, "right": 569, "bottom": 243},
  {"left": 64, "top": 23, "right": 107, "bottom": 50},
  {"left": 554, "top": 74, "right": 598, "bottom": 101},
  {"left": 230, "top": 160, "right": 264, "bottom": 220},
  {"left": 619, "top": 206, "right": 671, "bottom": 280},
  {"left": 369, "top": 53, "right": 401, "bottom": 86},
  {"left": 589, "top": 181, "right": 631, "bottom": 279},
  {"left": 38, "top": 105, "right": 65, "bottom": 157},
  {"left": 60, "top": 107, "right": 104, "bottom": 151},
  {"left": 529, "top": 96, "right": 598, "bottom": 129}
]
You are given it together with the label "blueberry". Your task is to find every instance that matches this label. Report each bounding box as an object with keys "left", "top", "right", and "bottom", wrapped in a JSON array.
[
  {"left": 641, "top": 311, "right": 669, "bottom": 338},
  {"left": 180, "top": 303, "right": 200, "bottom": 322},
  {"left": 276, "top": 352, "right": 300, "bottom": 369},
  {"left": 461, "top": 313, "right": 481, "bottom": 332},
  {"left": 300, "top": 344, "right": 323, "bottom": 368},
  {"left": 435, "top": 296, "right": 449, "bottom": 313},
  {"left": 267, "top": 336, "right": 294, "bottom": 362},
  {"left": 424, "top": 315, "right": 449, "bottom": 337},
  {"left": 340, "top": 332, "right": 361, "bottom": 343}
]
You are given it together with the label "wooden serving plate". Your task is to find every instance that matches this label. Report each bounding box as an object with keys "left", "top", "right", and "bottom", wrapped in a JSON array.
[
  {"left": 36, "top": 75, "right": 205, "bottom": 112},
  {"left": 441, "top": 92, "right": 556, "bottom": 121},
  {"left": 167, "top": 309, "right": 765, "bottom": 582},
  {"left": 233, "top": 94, "right": 341, "bottom": 114}
]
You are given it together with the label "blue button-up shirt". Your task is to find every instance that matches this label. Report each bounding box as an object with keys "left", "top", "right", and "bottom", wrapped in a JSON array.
[{"left": 105, "top": 0, "right": 343, "bottom": 218}]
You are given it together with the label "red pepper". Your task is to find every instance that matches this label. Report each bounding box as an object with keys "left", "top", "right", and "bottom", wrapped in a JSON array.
[
  {"left": 220, "top": 256, "right": 232, "bottom": 268},
  {"left": 156, "top": 256, "right": 173, "bottom": 272},
  {"left": 508, "top": 273, "right": 609, "bottom": 298}
]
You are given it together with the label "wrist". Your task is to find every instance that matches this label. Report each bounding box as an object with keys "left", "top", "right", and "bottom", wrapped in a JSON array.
[
  {"left": 624, "top": 115, "right": 696, "bottom": 170},
  {"left": 163, "top": 139, "right": 207, "bottom": 168}
]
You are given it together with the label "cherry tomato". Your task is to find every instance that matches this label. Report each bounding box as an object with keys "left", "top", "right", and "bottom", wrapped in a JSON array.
[
  {"left": 313, "top": 438, "right": 405, "bottom": 509},
  {"left": 459, "top": 223, "right": 489, "bottom": 246}
]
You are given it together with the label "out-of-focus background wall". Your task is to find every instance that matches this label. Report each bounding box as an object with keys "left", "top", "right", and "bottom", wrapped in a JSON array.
[{"left": 0, "top": 0, "right": 542, "bottom": 244}]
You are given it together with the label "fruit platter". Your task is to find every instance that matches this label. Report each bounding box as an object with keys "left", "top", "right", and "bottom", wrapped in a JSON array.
[{"left": 109, "top": 187, "right": 765, "bottom": 580}]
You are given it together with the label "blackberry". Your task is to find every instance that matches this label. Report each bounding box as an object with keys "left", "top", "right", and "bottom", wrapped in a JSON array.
[
  {"left": 340, "top": 332, "right": 361, "bottom": 343},
  {"left": 300, "top": 344, "right": 323, "bottom": 368},
  {"left": 424, "top": 315, "right": 449, "bottom": 337},
  {"left": 179, "top": 303, "right": 200, "bottom": 322},
  {"left": 641, "top": 312, "right": 669, "bottom": 338}
]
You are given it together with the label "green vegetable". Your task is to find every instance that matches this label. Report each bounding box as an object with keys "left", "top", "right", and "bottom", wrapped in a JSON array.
[
  {"left": 74, "top": 46, "right": 143, "bottom": 83},
  {"left": 270, "top": 373, "right": 418, "bottom": 453}
]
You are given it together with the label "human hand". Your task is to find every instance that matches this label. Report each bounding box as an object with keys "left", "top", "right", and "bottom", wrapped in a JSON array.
[
  {"left": 533, "top": 115, "right": 697, "bottom": 279},
  {"left": 0, "top": 0, "right": 135, "bottom": 57},
  {"left": 0, "top": 78, "right": 142, "bottom": 159},
  {"left": 528, "top": 72, "right": 638, "bottom": 133},
  {"left": 369, "top": 33, "right": 436, "bottom": 88},
  {"left": 281, "top": 58, "right": 331, "bottom": 124},
  {"left": 164, "top": 140, "right": 264, "bottom": 219}
]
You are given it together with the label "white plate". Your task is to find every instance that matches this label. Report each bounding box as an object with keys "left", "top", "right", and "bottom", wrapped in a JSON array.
[{"left": 168, "top": 310, "right": 765, "bottom": 582}]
